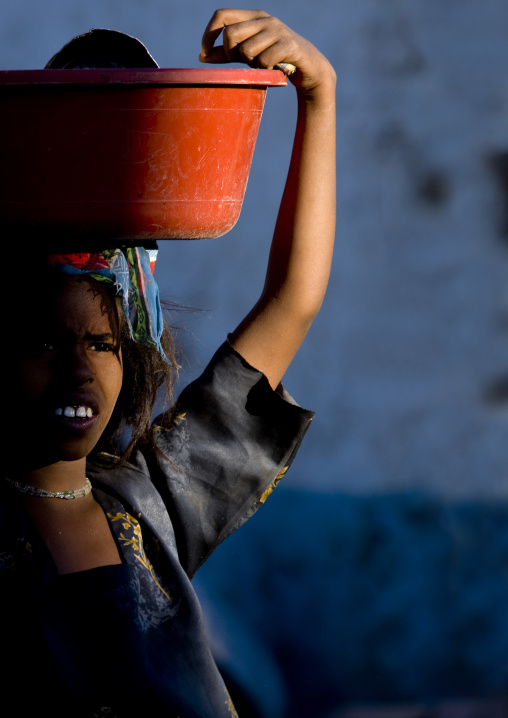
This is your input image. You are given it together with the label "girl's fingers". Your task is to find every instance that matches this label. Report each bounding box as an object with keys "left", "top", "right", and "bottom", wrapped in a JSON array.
[
  {"left": 224, "top": 24, "right": 288, "bottom": 67},
  {"left": 200, "top": 9, "right": 270, "bottom": 63},
  {"left": 199, "top": 8, "right": 336, "bottom": 93},
  {"left": 218, "top": 20, "right": 268, "bottom": 65},
  {"left": 201, "top": 16, "right": 301, "bottom": 72}
]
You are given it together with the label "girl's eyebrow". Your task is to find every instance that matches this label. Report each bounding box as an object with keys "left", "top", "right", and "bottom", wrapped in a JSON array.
[{"left": 84, "top": 333, "right": 116, "bottom": 341}]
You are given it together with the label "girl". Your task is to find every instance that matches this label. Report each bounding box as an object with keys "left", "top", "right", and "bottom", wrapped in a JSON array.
[{"left": 1, "top": 9, "right": 336, "bottom": 717}]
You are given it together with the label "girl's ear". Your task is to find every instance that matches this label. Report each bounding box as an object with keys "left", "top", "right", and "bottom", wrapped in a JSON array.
[{"left": 45, "top": 29, "right": 159, "bottom": 69}]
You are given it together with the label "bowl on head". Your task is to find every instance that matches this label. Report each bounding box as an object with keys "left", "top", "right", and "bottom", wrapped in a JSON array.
[{"left": 0, "top": 30, "right": 286, "bottom": 244}]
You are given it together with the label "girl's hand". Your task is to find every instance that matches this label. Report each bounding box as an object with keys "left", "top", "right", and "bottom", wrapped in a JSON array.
[{"left": 199, "top": 9, "right": 336, "bottom": 97}]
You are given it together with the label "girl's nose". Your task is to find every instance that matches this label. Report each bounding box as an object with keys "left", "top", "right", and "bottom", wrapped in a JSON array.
[{"left": 61, "top": 345, "right": 95, "bottom": 385}]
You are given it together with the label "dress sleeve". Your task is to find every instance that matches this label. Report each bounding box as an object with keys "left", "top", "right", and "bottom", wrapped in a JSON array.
[{"left": 146, "top": 340, "right": 314, "bottom": 578}]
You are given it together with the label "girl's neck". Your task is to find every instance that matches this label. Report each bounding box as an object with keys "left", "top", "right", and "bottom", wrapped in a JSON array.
[{"left": 12, "top": 458, "right": 88, "bottom": 494}]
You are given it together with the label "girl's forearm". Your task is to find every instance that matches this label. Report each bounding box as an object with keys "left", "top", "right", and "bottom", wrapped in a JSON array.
[
  {"left": 230, "top": 75, "right": 336, "bottom": 386},
  {"left": 267, "top": 76, "right": 337, "bottom": 320}
]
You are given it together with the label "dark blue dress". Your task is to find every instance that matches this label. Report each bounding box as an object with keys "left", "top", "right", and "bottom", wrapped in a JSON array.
[{"left": 0, "top": 342, "right": 313, "bottom": 717}]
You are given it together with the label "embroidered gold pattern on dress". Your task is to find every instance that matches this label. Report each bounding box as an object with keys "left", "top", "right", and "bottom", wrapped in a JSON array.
[
  {"left": 225, "top": 688, "right": 239, "bottom": 717},
  {"left": 259, "top": 466, "right": 288, "bottom": 504},
  {"left": 107, "top": 511, "right": 171, "bottom": 600}
]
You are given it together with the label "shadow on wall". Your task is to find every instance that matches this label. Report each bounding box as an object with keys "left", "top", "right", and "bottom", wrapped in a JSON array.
[{"left": 194, "top": 489, "right": 508, "bottom": 718}]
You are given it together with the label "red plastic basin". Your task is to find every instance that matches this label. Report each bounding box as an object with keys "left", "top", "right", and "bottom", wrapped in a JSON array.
[{"left": 0, "top": 68, "right": 286, "bottom": 241}]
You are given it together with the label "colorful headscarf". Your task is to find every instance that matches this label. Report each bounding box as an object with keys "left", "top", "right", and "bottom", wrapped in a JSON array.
[{"left": 47, "top": 246, "right": 169, "bottom": 363}]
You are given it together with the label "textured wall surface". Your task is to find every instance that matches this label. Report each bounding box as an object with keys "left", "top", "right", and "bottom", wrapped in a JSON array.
[{"left": 196, "top": 489, "right": 508, "bottom": 716}]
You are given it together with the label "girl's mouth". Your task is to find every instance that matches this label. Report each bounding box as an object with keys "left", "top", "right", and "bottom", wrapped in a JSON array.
[{"left": 54, "top": 405, "right": 94, "bottom": 419}]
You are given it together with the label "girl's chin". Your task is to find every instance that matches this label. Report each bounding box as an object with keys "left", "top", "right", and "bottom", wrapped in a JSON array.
[{"left": 8, "top": 434, "right": 103, "bottom": 469}]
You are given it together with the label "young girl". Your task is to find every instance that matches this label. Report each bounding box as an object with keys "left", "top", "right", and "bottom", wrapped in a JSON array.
[{"left": 1, "top": 9, "right": 335, "bottom": 717}]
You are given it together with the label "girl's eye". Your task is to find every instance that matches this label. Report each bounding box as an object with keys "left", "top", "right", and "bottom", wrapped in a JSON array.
[
  {"left": 30, "top": 340, "right": 56, "bottom": 355},
  {"left": 89, "top": 341, "right": 116, "bottom": 352}
]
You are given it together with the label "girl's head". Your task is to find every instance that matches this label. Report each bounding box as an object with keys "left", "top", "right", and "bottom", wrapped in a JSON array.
[
  {"left": 45, "top": 28, "right": 158, "bottom": 70},
  {"left": 5, "top": 249, "right": 176, "bottom": 470}
]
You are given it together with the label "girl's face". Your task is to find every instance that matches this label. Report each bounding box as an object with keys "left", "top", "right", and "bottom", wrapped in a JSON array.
[{"left": 9, "top": 277, "right": 123, "bottom": 468}]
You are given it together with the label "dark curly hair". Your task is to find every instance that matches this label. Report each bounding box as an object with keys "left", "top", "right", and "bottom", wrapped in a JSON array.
[{"left": 99, "top": 293, "right": 178, "bottom": 461}]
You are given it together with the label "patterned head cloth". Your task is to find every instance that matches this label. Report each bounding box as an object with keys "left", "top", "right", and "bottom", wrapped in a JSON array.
[{"left": 47, "top": 246, "right": 169, "bottom": 363}]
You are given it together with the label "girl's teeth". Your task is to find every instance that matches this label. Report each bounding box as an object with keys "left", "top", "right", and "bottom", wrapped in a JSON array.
[{"left": 55, "top": 406, "right": 93, "bottom": 418}]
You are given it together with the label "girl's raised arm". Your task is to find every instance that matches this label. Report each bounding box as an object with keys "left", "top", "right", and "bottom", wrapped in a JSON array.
[{"left": 200, "top": 9, "right": 336, "bottom": 388}]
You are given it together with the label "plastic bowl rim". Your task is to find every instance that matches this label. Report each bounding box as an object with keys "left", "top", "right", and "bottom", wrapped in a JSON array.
[{"left": 0, "top": 67, "right": 288, "bottom": 87}]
